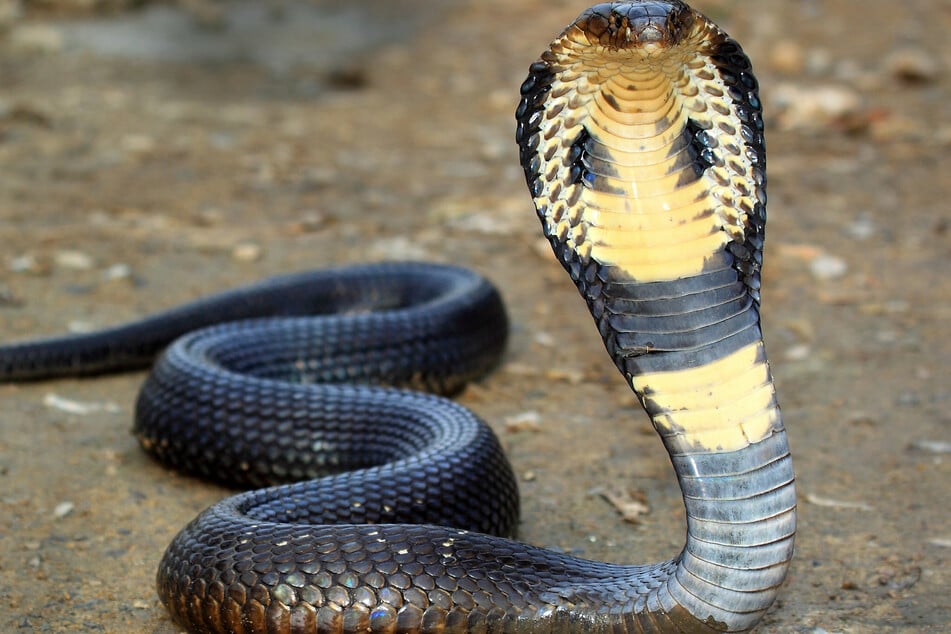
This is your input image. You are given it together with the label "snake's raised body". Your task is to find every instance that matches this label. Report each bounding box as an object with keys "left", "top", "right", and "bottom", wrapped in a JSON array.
[{"left": 0, "top": 2, "right": 795, "bottom": 633}]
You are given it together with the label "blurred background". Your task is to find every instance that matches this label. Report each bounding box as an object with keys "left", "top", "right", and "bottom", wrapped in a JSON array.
[{"left": 0, "top": 1, "right": 948, "bottom": 632}]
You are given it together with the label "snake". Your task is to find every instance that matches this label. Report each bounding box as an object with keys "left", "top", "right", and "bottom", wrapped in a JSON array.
[{"left": 0, "top": 2, "right": 796, "bottom": 633}]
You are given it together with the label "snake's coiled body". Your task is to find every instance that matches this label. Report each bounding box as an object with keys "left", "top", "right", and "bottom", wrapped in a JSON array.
[{"left": 0, "top": 2, "right": 795, "bottom": 633}]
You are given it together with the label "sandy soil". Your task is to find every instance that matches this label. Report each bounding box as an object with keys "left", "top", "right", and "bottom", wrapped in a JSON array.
[{"left": 0, "top": 1, "right": 948, "bottom": 632}]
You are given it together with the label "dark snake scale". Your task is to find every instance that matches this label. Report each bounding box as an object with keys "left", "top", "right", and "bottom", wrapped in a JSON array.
[{"left": 0, "top": 2, "right": 796, "bottom": 633}]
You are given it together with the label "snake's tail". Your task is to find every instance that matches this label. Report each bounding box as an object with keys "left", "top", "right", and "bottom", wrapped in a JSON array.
[
  {"left": 0, "top": 274, "right": 327, "bottom": 381},
  {"left": 0, "top": 263, "right": 501, "bottom": 384}
]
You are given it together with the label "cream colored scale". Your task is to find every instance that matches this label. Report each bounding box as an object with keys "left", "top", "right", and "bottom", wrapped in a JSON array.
[
  {"left": 578, "top": 61, "right": 728, "bottom": 282},
  {"left": 578, "top": 72, "right": 781, "bottom": 451},
  {"left": 539, "top": 40, "right": 761, "bottom": 280},
  {"left": 633, "top": 341, "right": 781, "bottom": 452}
]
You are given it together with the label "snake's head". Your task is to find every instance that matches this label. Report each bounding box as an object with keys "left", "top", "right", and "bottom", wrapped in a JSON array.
[{"left": 577, "top": 1, "right": 697, "bottom": 52}]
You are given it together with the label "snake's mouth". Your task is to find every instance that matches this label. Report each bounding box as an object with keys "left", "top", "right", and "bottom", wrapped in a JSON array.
[{"left": 576, "top": 1, "right": 697, "bottom": 51}]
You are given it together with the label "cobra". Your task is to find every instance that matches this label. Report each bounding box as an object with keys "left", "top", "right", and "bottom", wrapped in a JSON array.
[{"left": 0, "top": 2, "right": 796, "bottom": 633}]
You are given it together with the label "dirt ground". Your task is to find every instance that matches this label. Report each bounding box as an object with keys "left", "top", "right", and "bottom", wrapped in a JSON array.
[{"left": 0, "top": 1, "right": 948, "bottom": 632}]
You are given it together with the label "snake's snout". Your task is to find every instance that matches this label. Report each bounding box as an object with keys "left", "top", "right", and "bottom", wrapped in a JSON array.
[{"left": 579, "top": 1, "right": 695, "bottom": 51}]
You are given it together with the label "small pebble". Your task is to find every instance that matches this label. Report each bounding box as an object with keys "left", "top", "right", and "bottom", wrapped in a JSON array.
[
  {"left": 195, "top": 207, "right": 225, "bottom": 226},
  {"left": 8, "top": 253, "right": 52, "bottom": 275},
  {"left": 231, "top": 242, "right": 263, "bottom": 262},
  {"left": 847, "top": 412, "right": 878, "bottom": 426},
  {"left": 121, "top": 133, "right": 156, "bottom": 153},
  {"left": 909, "top": 440, "right": 951, "bottom": 454},
  {"left": 504, "top": 410, "right": 542, "bottom": 433},
  {"left": 54, "top": 249, "right": 95, "bottom": 271},
  {"left": 66, "top": 320, "right": 98, "bottom": 334},
  {"left": 884, "top": 48, "right": 940, "bottom": 83},
  {"left": 368, "top": 236, "right": 428, "bottom": 261},
  {"left": 289, "top": 210, "right": 329, "bottom": 234},
  {"left": 896, "top": 392, "right": 920, "bottom": 407},
  {"left": 208, "top": 131, "right": 236, "bottom": 150},
  {"left": 845, "top": 213, "right": 876, "bottom": 240},
  {"left": 809, "top": 254, "right": 848, "bottom": 280},
  {"left": 502, "top": 362, "right": 541, "bottom": 377},
  {"left": 805, "top": 48, "right": 833, "bottom": 75},
  {"left": 772, "top": 83, "right": 863, "bottom": 132},
  {"left": 784, "top": 344, "right": 812, "bottom": 361},
  {"left": 43, "top": 393, "right": 121, "bottom": 415},
  {"left": 544, "top": 367, "right": 585, "bottom": 384},
  {"left": 0, "top": 284, "right": 22, "bottom": 307},
  {"left": 804, "top": 493, "right": 873, "bottom": 511},
  {"left": 102, "top": 263, "right": 132, "bottom": 281},
  {"left": 533, "top": 331, "right": 555, "bottom": 347},
  {"left": 875, "top": 329, "right": 898, "bottom": 344},
  {"left": 768, "top": 40, "right": 805, "bottom": 74},
  {"left": 53, "top": 501, "right": 74, "bottom": 519},
  {"left": 9, "top": 24, "right": 63, "bottom": 53}
]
